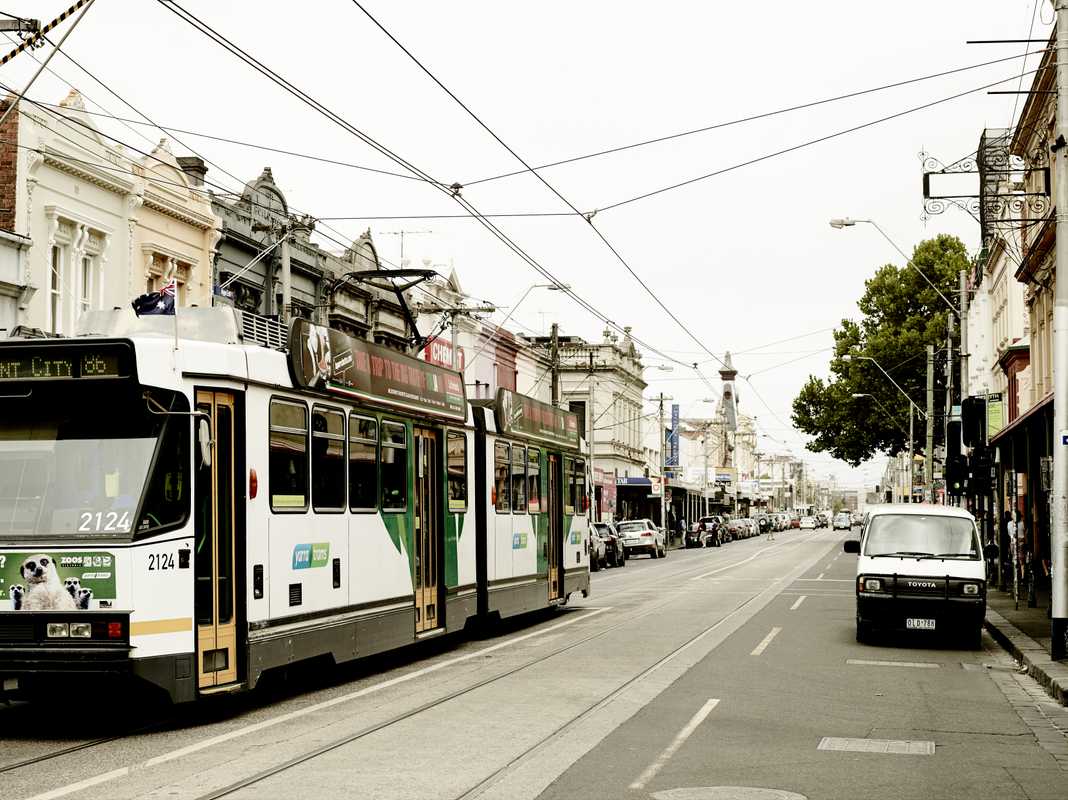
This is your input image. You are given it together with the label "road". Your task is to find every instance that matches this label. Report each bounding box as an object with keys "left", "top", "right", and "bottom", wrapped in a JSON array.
[{"left": 2, "top": 529, "right": 1066, "bottom": 800}]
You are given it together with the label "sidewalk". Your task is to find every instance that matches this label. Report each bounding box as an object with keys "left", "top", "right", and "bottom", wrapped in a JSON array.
[{"left": 985, "top": 585, "right": 1068, "bottom": 705}]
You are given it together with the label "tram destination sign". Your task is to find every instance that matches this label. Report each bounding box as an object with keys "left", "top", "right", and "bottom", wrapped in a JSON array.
[
  {"left": 0, "top": 342, "right": 130, "bottom": 382},
  {"left": 288, "top": 319, "right": 466, "bottom": 421},
  {"left": 494, "top": 388, "right": 580, "bottom": 448}
]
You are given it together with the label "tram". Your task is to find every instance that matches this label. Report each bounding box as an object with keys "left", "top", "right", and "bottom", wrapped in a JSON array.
[{"left": 0, "top": 308, "right": 590, "bottom": 703}]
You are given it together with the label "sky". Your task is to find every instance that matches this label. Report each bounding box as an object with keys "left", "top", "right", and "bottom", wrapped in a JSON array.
[{"left": 0, "top": 0, "right": 1054, "bottom": 489}]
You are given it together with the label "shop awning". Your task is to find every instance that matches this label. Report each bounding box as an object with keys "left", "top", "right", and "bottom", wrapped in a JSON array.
[{"left": 989, "top": 391, "right": 1052, "bottom": 446}]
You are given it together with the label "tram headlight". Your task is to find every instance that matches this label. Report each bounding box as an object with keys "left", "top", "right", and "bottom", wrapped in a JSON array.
[
  {"left": 69, "top": 622, "right": 92, "bottom": 638},
  {"left": 46, "top": 622, "right": 69, "bottom": 638}
]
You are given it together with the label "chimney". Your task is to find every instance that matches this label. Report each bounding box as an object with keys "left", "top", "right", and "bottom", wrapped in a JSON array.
[
  {"left": 177, "top": 156, "right": 207, "bottom": 187},
  {"left": 0, "top": 94, "right": 19, "bottom": 232}
]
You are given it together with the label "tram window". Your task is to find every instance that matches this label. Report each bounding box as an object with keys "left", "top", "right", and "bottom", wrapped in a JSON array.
[
  {"left": 527, "top": 448, "right": 541, "bottom": 513},
  {"left": 269, "top": 399, "right": 308, "bottom": 512},
  {"left": 136, "top": 392, "right": 190, "bottom": 537},
  {"left": 312, "top": 406, "right": 345, "bottom": 512},
  {"left": 563, "top": 457, "right": 575, "bottom": 514},
  {"left": 574, "top": 459, "right": 587, "bottom": 514},
  {"left": 511, "top": 444, "right": 527, "bottom": 512},
  {"left": 494, "top": 441, "right": 510, "bottom": 513},
  {"left": 349, "top": 415, "right": 378, "bottom": 512},
  {"left": 446, "top": 431, "right": 466, "bottom": 511},
  {"left": 381, "top": 421, "right": 407, "bottom": 511}
]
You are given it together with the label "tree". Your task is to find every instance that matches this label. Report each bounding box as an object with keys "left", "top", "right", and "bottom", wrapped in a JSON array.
[{"left": 792, "top": 234, "right": 968, "bottom": 466}]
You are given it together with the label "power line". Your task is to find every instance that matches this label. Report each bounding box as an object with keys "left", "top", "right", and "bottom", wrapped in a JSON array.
[
  {"left": 155, "top": 0, "right": 707, "bottom": 376},
  {"left": 1008, "top": 0, "right": 1041, "bottom": 128},
  {"left": 729, "top": 327, "right": 835, "bottom": 356},
  {"left": 345, "top": 0, "right": 728, "bottom": 388},
  {"left": 461, "top": 49, "right": 1048, "bottom": 187},
  {"left": 596, "top": 66, "right": 1047, "bottom": 214}
]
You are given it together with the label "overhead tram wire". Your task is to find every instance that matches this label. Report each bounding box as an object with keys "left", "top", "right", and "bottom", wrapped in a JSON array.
[
  {"left": 460, "top": 48, "right": 1048, "bottom": 187},
  {"left": 595, "top": 65, "right": 1048, "bottom": 214},
  {"left": 154, "top": 0, "right": 703, "bottom": 375},
  {"left": 346, "top": 0, "right": 730, "bottom": 386}
]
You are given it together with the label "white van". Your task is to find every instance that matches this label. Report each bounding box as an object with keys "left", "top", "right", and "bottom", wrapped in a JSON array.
[{"left": 843, "top": 504, "right": 996, "bottom": 648}]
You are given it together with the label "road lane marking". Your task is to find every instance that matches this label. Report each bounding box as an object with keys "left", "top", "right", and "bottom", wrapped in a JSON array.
[
  {"left": 629, "top": 698, "right": 720, "bottom": 789},
  {"left": 789, "top": 595, "right": 806, "bottom": 610},
  {"left": 818, "top": 736, "right": 934, "bottom": 755},
  {"left": 750, "top": 626, "right": 782, "bottom": 656},
  {"left": 816, "top": 572, "right": 825, "bottom": 580},
  {"left": 24, "top": 606, "right": 613, "bottom": 800},
  {"left": 846, "top": 659, "right": 940, "bottom": 669},
  {"left": 689, "top": 544, "right": 780, "bottom": 580}
]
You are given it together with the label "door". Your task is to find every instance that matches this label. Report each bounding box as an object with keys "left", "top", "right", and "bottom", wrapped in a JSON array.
[
  {"left": 413, "top": 427, "right": 442, "bottom": 632},
  {"left": 547, "top": 454, "right": 563, "bottom": 601},
  {"left": 195, "top": 390, "right": 238, "bottom": 689}
]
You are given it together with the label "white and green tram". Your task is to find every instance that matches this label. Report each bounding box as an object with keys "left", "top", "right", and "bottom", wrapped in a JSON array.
[{"left": 0, "top": 308, "right": 590, "bottom": 703}]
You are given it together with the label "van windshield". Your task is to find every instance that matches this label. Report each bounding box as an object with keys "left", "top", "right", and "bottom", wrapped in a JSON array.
[{"left": 863, "top": 514, "right": 980, "bottom": 559}]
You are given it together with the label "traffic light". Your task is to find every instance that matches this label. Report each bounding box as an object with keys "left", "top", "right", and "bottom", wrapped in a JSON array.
[
  {"left": 946, "top": 454, "right": 966, "bottom": 496},
  {"left": 961, "top": 396, "right": 987, "bottom": 448},
  {"left": 947, "top": 418, "right": 962, "bottom": 461}
]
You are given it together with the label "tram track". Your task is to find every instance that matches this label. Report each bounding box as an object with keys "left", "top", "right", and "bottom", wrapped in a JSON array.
[{"left": 188, "top": 542, "right": 804, "bottom": 800}]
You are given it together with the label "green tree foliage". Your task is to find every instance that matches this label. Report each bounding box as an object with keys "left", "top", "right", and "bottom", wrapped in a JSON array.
[{"left": 792, "top": 234, "right": 968, "bottom": 466}]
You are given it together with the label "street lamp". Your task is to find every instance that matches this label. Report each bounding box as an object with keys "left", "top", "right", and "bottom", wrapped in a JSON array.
[
  {"left": 843, "top": 353, "right": 928, "bottom": 502},
  {"left": 829, "top": 218, "right": 959, "bottom": 316}
]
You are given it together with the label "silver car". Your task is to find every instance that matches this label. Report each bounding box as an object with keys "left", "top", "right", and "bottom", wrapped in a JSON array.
[{"left": 616, "top": 519, "right": 667, "bottom": 558}]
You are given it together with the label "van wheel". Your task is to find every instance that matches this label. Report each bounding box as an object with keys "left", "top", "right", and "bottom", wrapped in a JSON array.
[
  {"left": 856, "top": 619, "right": 872, "bottom": 644},
  {"left": 968, "top": 626, "right": 984, "bottom": 650}
]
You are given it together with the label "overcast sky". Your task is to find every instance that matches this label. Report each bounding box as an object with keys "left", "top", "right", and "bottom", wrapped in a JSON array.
[{"left": 1, "top": 0, "right": 1054, "bottom": 488}]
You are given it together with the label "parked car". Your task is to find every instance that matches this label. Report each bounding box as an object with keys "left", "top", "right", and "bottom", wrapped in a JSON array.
[
  {"left": 691, "top": 515, "right": 723, "bottom": 547},
  {"left": 617, "top": 518, "right": 666, "bottom": 558},
  {"left": 833, "top": 512, "right": 852, "bottom": 531},
  {"left": 588, "top": 524, "right": 607, "bottom": 571},
  {"left": 799, "top": 515, "right": 817, "bottom": 530},
  {"left": 591, "top": 521, "right": 626, "bottom": 567}
]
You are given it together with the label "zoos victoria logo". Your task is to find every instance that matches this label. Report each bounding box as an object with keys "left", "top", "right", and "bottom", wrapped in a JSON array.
[{"left": 292, "top": 543, "right": 330, "bottom": 570}]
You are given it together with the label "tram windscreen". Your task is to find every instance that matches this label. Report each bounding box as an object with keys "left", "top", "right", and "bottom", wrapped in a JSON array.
[{"left": 0, "top": 385, "right": 189, "bottom": 539}]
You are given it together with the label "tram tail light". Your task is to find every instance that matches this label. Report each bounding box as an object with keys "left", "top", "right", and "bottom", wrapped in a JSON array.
[
  {"left": 249, "top": 468, "right": 258, "bottom": 499},
  {"left": 107, "top": 622, "right": 124, "bottom": 639}
]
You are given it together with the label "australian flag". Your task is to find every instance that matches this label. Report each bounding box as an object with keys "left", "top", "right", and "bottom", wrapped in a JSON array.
[{"left": 132, "top": 277, "right": 176, "bottom": 316}]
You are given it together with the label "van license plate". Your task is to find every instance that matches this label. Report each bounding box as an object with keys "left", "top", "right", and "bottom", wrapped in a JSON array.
[
  {"left": 2, "top": 678, "right": 17, "bottom": 691},
  {"left": 906, "top": 618, "right": 936, "bottom": 630}
]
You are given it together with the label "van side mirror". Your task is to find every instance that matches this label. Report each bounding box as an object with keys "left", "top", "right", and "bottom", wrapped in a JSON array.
[
  {"left": 983, "top": 543, "right": 999, "bottom": 560},
  {"left": 843, "top": 539, "right": 860, "bottom": 554},
  {"left": 197, "top": 417, "right": 212, "bottom": 469}
]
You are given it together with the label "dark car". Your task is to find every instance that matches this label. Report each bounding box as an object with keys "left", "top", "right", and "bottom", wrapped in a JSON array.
[{"left": 592, "top": 521, "right": 626, "bottom": 567}]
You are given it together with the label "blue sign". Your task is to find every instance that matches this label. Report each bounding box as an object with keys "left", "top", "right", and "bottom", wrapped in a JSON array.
[{"left": 667, "top": 403, "right": 680, "bottom": 471}]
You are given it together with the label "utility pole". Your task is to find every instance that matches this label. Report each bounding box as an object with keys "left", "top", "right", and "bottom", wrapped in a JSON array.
[
  {"left": 412, "top": 303, "right": 497, "bottom": 370},
  {"left": 907, "top": 407, "right": 914, "bottom": 503},
  {"left": 280, "top": 233, "right": 292, "bottom": 323},
  {"left": 659, "top": 393, "right": 668, "bottom": 534},
  {"left": 1049, "top": 0, "right": 1068, "bottom": 660},
  {"left": 703, "top": 425, "right": 710, "bottom": 519},
  {"left": 550, "top": 323, "right": 560, "bottom": 408},
  {"left": 926, "top": 344, "right": 935, "bottom": 503},
  {"left": 946, "top": 314, "right": 955, "bottom": 506},
  {"left": 588, "top": 352, "right": 596, "bottom": 522},
  {"left": 960, "top": 269, "right": 969, "bottom": 397}
]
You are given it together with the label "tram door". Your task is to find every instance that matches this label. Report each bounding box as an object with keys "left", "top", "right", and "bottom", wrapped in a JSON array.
[
  {"left": 547, "top": 454, "right": 563, "bottom": 601},
  {"left": 413, "top": 427, "right": 442, "bottom": 633},
  {"left": 195, "top": 390, "right": 238, "bottom": 689}
]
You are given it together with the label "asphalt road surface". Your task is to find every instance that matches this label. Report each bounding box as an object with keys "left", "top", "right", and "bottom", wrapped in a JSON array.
[{"left": 3, "top": 529, "right": 1066, "bottom": 800}]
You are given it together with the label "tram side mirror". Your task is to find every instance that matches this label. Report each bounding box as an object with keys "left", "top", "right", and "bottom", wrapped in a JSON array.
[
  {"left": 197, "top": 417, "right": 212, "bottom": 469},
  {"left": 843, "top": 539, "right": 860, "bottom": 554},
  {"left": 984, "top": 543, "right": 1000, "bottom": 560}
]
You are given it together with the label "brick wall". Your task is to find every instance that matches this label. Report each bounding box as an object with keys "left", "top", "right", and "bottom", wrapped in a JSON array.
[{"left": 0, "top": 96, "right": 17, "bottom": 233}]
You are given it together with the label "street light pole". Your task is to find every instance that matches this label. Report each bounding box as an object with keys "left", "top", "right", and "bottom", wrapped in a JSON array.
[{"left": 1049, "top": 0, "right": 1068, "bottom": 660}]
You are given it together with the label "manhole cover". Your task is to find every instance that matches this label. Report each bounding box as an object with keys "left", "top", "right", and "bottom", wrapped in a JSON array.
[{"left": 652, "top": 789, "right": 808, "bottom": 800}]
